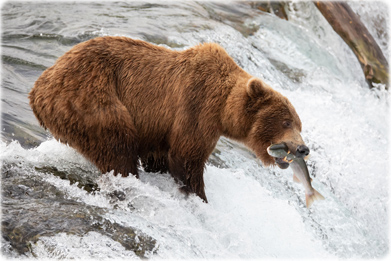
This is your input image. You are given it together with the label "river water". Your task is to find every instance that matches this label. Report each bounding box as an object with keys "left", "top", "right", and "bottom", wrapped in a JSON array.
[{"left": 1, "top": 1, "right": 389, "bottom": 259}]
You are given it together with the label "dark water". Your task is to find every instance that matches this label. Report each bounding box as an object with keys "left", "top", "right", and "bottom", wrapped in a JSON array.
[{"left": 1, "top": 1, "right": 389, "bottom": 259}]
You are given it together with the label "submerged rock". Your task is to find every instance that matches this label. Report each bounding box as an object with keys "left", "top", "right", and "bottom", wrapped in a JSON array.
[
  {"left": 34, "top": 166, "right": 99, "bottom": 193},
  {"left": 268, "top": 58, "right": 307, "bottom": 83},
  {"left": 1, "top": 163, "right": 157, "bottom": 258}
]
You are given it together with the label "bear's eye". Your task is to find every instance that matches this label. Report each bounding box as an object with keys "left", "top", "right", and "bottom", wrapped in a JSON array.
[{"left": 283, "top": 120, "right": 292, "bottom": 128}]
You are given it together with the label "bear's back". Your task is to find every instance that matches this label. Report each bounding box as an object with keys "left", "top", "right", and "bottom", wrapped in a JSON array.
[{"left": 29, "top": 36, "right": 247, "bottom": 149}]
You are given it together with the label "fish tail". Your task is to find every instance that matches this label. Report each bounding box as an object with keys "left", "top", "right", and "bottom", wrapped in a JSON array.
[{"left": 305, "top": 189, "right": 325, "bottom": 208}]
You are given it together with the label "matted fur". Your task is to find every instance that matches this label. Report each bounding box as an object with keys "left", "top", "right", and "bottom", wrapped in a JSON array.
[{"left": 29, "top": 36, "right": 305, "bottom": 202}]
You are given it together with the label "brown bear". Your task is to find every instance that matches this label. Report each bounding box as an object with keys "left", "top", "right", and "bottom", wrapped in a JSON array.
[{"left": 29, "top": 36, "right": 309, "bottom": 202}]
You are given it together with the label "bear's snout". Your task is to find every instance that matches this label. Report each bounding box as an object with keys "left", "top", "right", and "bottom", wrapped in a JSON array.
[{"left": 295, "top": 145, "right": 310, "bottom": 158}]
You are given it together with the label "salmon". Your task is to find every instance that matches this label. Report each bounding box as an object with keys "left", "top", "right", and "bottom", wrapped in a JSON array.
[{"left": 267, "top": 143, "right": 324, "bottom": 208}]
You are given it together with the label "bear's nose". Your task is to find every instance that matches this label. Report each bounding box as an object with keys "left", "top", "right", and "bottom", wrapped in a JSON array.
[{"left": 296, "top": 145, "right": 310, "bottom": 158}]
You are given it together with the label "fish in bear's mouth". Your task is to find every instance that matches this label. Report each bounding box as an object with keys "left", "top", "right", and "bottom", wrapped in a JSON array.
[
  {"left": 268, "top": 142, "right": 309, "bottom": 169},
  {"left": 267, "top": 142, "right": 324, "bottom": 208},
  {"left": 268, "top": 143, "right": 295, "bottom": 169}
]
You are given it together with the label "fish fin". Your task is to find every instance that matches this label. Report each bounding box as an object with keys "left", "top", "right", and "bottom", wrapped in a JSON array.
[
  {"left": 293, "top": 174, "right": 301, "bottom": 183},
  {"left": 305, "top": 189, "right": 325, "bottom": 208}
]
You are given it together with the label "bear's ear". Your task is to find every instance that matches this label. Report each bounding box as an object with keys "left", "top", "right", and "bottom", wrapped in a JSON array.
[{"left": 246, "top": 78, "right": 268, "bottom": 99}]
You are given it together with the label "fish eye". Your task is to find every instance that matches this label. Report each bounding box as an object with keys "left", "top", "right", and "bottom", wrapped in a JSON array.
[{"left": 282, "top": 120, "right": 292, "bottom": 128}]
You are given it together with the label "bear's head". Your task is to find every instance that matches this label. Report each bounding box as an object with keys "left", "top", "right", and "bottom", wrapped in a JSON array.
[
  {"left": 246, "top": 78, "right": 309, "bottom": 168},
  {"left": 223, "top": 77, "right": 309, "bottom": 169}
]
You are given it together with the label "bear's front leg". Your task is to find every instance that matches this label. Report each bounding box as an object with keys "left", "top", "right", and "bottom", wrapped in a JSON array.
[
  {"left": 141, "top": 153, "right": 169, "bottom": 174},
  {"left": 168, "top": 152, "right": 208, "bottom": 203}
]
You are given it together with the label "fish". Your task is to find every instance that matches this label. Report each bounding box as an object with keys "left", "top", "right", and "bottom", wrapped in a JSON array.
[
  {"left": 290, "top": 157, "right": 324, "bottom": 208},
  {"left": 267, "top": 143, "right": 295, "bottom": 162},
  {"left": 267, "top": 143, "right": 324, "bottom": 208}
]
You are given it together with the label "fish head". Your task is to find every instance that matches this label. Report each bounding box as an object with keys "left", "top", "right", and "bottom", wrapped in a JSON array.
[{"left": 266, "top": 143, "right": 291, "bottom": 169}]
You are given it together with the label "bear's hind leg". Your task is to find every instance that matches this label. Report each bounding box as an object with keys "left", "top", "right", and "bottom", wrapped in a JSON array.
[
  {"left": 93, "top": 123, "right": 140, "bottom": 177},
  {"left": 50, "top": 99, "right": 140, "bottom": 178},
  {"left": 86, "top": 107, "right": 140, "bottom": 178}
]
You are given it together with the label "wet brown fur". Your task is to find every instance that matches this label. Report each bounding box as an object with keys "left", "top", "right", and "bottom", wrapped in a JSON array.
[{"left": 29, "top": 36, "right": 304, "bottom": 202}]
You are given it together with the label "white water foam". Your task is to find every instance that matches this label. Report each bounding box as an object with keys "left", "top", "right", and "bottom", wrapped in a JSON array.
[{"left": 1, "top": 139, "right": 332, "bottom": 259}]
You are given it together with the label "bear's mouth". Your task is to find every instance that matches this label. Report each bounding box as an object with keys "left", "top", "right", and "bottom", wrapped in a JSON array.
[{"left": 274, "top": 157, "right": 290, "bottom": 169}]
